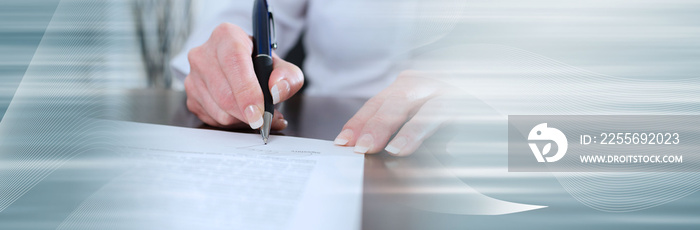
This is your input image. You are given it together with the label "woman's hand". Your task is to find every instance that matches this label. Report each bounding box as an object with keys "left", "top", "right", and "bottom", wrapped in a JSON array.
[
  {"left": 333, "top": 70, "right": 456, "bottom": 156},
  {"left": 184, "top": 23, "right": 304, "bottom": 130}
]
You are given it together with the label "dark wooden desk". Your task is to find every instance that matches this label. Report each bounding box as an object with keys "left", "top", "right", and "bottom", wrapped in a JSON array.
[
  {"left": 0, "top": 89, "right": 691, "bottom": 229},
  {"left": 117, "top": 89, "right": 470, "bottom": 230},
  {"left": 116, "top": 89, "right": 700, "bottom": 230}
]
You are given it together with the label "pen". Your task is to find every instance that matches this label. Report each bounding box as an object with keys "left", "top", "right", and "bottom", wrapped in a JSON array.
[{"left": 252, "top": 0, "right": 276, "bottom": 144}]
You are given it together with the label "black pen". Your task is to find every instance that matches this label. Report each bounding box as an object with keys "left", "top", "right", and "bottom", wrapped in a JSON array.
[{"left": 252, "top": 0, "right": 276, "bottom": 144}]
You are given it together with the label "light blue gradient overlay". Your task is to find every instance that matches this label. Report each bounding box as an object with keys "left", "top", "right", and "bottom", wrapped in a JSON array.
[{"left": 0, "top": 0, "right": 699, "bottom": 229}]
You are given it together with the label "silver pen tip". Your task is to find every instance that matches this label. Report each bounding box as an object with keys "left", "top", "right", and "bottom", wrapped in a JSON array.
[{"left": 261, "top": 111, "right": 273, "bottom": 144}]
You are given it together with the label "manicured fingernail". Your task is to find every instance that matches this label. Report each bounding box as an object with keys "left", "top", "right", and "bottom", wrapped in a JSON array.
[
  {"left": 271, "top": 80, "right": 289, "bottom": 104},
  {"left": 354, "top": 134, "right": 373, "bottom": 154},
  {"left": 385, "top": 137, "right": 407, "bottom": 155},
  {"left": 245, "top": 105, "right": 263, "bottom": 129},
  {"left": 334, "top": 129, "right": 353, "bottom": 145}
]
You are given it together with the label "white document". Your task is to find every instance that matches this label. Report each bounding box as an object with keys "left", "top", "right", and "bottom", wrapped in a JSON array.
[{"left": 58, "top": 121, "right": 364, "bottom": 230}]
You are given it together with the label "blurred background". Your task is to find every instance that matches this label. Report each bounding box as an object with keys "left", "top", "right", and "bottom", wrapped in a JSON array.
[
  {"left": 1, "top": 1, "right": 700, "bottom": 229},
  {"left": 0, "top": 0, "right": 197, "bottom": 122},
  {"left": 3, "top": 0, "right": 699, "bottom": 121},
  {"left": 0, "top": 0, "right": 313, "bottom": 123}
]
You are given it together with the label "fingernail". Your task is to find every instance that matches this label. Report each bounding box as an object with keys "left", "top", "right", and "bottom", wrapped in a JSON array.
[
  {"left": 245, "top": 105, "right": 263, "bottom": 129},
  {"left": 271, "top": 80, "right": 289, "bottom": 104},
  {"left": 334, "top": 129, "right": 353, "bottom": 145},
  {"left": 354, "top": 134, "right": 373, "bottom": 154},
  {"left": 385, "top": 137, "right": 407, "bottom": 155}
]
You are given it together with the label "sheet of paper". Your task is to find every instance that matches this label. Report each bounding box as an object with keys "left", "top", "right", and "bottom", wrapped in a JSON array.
[{"left": 56, "top": 121, "right": 364, "bottom": 230}]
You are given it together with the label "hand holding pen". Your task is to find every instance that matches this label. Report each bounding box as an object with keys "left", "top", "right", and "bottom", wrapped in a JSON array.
[
  {"left": 183, "top": 22, "right": 303, "bottom": 134},
  {"left": 184, "top": 0, "right": 455, "bottom": 155}
]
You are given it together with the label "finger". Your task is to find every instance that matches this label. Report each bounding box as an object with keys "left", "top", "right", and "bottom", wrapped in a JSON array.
[
  {"left": 188, "top": 44, "right": 245, "bottom": 124},
  {"left": 186, "top": 96, "right": 222, "bottom": 127},
  {"left": 185, "top": 76, "right": 222, "bottom": 127},
  {"left": 189, "top": 73, "right": 246, "bottom": 126},
  {"left": 353, "top": 91, "right": 423, "bottom": 154},
  {"left": 269, "top": 53, "right": 304, "bottom": 104},
  {"left": 272, "top": 117, "right": 288, "bottom": 130},
  {"left": 333, "top": 72, "right": 441, "bottom": 147},
  {"left": 213, "top": 23, "right": 265, "bottom": 129},
  {"left": 384, "top": 99, "right": 450, "bottom": 156},
  {"left": 270, "top": 109, "right": 288, "bottom": 130},
  {"left": 333, "top": 94, "right": 387, "bottom": 146}
]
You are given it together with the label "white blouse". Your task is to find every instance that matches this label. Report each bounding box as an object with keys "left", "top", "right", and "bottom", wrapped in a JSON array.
[{"left": 170, "top": 0, "right": 462, "bottom": 98}]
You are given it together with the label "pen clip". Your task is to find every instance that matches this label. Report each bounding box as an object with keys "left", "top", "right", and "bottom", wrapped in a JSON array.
[{"left": 268, "top": 9, "right": 277, "bottom": 50}]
